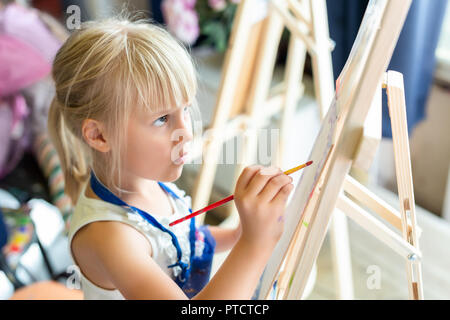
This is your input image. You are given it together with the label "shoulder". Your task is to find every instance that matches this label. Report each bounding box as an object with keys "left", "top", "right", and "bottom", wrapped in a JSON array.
[
  {"left": 70, "top": 220, "right": 154, "bottom": 292},
  {"left": 71, "top": 220, "right": 153, "bottom": 282},
  {"left": 72, "top": 220, "right": 152, "bottom": 258},
  {"left": 71, "top": 220, "right": 186, "bottom": 299}
]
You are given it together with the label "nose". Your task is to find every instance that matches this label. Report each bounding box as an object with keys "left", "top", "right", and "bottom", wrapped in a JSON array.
[{"left": 172, "top": 109, "right": 193, "bottom": 145}]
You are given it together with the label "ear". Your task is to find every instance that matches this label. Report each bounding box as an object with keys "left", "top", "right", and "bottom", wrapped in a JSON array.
[{"left": 81, "top": 119, "right": 111, "bottom": 153}]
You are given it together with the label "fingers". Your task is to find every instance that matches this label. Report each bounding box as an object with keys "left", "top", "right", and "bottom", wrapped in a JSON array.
[
  {"left": 270, "top": 182, "right": 294, "bottom": 207},
  {"left": 258, "top": 173, "right": 293, "bottom": 203},
  {"left": 235, "top": 165, "right": 264, "bottom": 193},
  {"left": 245, "top": 166, "right": 284, "bottom": 197}
]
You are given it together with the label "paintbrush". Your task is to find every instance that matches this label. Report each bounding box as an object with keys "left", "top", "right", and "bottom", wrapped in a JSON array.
[{"left": 169, "top": 160, "right": 313, "bottom": 227}]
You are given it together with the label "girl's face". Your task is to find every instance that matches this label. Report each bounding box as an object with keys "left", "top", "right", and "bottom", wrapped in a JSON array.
[{"left": 123, "top": 104, "right": 193, "bottom": 183}]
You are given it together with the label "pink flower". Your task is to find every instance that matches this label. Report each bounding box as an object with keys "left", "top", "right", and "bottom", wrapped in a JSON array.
[
  {"left": 208, "top": 0, "right": 226, "bottom": 11},
  {"left": 172, "top": 9, "right": 200, "bottom": 44},
  {"left": 182, "top": 0, "right": 196, "bottom": 9},
  {"left": 162, "top": 0, "right": 184, "bottom": 19},
  {"left": 162, "top": 0, "right": 200, "bottom": 45}
]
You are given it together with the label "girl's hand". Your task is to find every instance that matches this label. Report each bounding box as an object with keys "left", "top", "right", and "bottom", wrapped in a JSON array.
[{"left": 234, "top": 165, "right": 294, "bottom": 249}]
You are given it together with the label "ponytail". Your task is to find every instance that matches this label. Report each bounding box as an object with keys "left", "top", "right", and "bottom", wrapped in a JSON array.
[{"left": 47, "top": 98, "right": 91, "bottom": 204}]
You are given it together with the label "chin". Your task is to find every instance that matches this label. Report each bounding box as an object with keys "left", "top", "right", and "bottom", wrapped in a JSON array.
[{"left": 164, "top": 164, "right": 183, "bottom": 182}]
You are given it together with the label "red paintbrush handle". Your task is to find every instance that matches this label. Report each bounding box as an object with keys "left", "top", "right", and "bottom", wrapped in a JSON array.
[{"left": 169, "top": 195, "right": 235, "bottom": 226}]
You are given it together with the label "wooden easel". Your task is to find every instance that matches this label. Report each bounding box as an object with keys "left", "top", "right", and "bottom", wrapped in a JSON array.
[
  {"left": 265, "top": 71, "right": 423, "bottom": 300},
  {"left": 190, "top": 0, "right": 357, "bottom": 299},
  {"left": 258, "top": 0, "right": 424, "bottom": 300}
]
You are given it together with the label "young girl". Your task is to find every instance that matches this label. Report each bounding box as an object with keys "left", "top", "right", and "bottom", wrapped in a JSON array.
[{"left": 48, "top": 14, "right": 294, "bottom": 300}]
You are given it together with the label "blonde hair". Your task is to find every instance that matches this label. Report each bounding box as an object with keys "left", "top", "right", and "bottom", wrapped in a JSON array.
[{"left": 48, "top": 12, "right": 202, "bottom": 204}]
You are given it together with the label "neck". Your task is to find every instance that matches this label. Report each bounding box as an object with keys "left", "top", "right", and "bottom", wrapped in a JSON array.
[
  {"left": 119, "top": 174, "right": 160, "bottom": 198},
  {"left": 93, "top": 169, "right": 160, "bottom": 200}
]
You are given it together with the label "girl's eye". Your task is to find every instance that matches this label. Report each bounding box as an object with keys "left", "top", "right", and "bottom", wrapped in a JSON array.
[
  {"left": 153, "top": 115, "right": 168, "bottom": 127},
  {"left": 153, "top": 106, "right": 189, "bottom": 127}
]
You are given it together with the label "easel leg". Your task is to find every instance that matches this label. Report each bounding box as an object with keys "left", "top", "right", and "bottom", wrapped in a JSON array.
[
  {"left": 210, "top": 2, "right": 286, "bottom": 277},
  {"left": 385, "top": 71, "right": 424, "bottom": 299},
  {"left": 277, "top": 31, "right": 307, "bottom": 168},
  {"left": 329, "top": 208, "right": 355, "bottom": 299},
  {"left": 191, "top": 0, "right": 257, "bottom": 223},
  {"left": 309, "top": 0, "right": 355, "bottom": 300},
  {"left": 223, "top": 4, "right": 286, "bottom": 221}
]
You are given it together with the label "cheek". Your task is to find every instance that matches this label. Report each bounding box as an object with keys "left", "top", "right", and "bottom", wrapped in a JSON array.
[{"left": 124, "top": 125, "right": 171, "bottom": 175}]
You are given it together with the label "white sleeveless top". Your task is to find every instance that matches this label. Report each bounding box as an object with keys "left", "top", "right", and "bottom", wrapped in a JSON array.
[{"left": 67, "top": 178, "right": 194, "bottom": 300}]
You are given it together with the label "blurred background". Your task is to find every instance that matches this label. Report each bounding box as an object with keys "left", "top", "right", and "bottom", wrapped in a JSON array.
[{"left": 0, "top": 0, "right": 449, "bottom": 300}]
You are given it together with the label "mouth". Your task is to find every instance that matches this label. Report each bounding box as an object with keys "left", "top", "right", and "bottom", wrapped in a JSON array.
[{"left": 173, "top": 152, "right": 188, "bottom": 165}]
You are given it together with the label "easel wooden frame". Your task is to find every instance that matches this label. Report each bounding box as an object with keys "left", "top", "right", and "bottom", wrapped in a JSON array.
[
  {"left": 266, "top": 71, "right": 423, "bottom": 300},
  {"left": 258, "top": 0, "right": 424, "bottom": 300}
]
